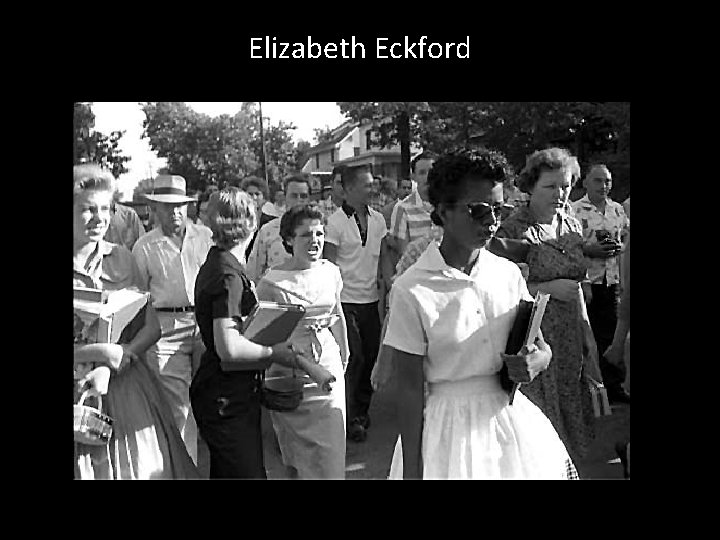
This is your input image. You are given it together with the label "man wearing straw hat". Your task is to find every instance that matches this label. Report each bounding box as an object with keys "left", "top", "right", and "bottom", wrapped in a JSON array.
[{"left": 132, "top": 174, "right": 214, "bottom": 465}]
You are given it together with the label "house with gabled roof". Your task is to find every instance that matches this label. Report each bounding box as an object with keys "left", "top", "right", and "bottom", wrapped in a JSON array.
[{"left": 300, "top": 119, "right": 422, "bottom": 187}]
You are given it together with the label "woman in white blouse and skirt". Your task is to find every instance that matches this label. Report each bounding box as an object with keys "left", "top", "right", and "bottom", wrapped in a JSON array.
[
  {"left": 255, "top": 205, "right": 349, "bottom": 479},
  {"left": 384, "top": 150, "right": 577, "bottom": 479}
]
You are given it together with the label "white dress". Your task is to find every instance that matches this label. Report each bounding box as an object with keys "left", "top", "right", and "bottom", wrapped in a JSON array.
[
  {"left": 255, "top": 260, "right": 346, "bottom": 479},
  {"left": 384, "top": 243, "right": 576, "bottom": 479}
]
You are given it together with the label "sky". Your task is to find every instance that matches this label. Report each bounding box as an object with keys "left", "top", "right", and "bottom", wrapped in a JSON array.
[{"left": 91, "top": 102, "right": 348, "bottom": 198}]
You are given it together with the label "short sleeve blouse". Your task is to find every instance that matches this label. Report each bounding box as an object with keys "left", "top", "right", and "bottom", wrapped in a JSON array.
[
  {"left": 384, "top": 243, "right": 533, "bottom": 383},
  {"left": 73, "top": 240, "right": 142, "bottom": 291},
  {"left": 194, "top": 246, "right": 257, "bottom": 360}
]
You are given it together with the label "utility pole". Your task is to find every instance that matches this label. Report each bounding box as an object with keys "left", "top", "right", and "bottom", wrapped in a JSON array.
[
  {"left": 398, "top": 108, "right": 410, "bottom": 179},
  {"left": 258, "top": 101, "right": 269, "bottom": 185}
]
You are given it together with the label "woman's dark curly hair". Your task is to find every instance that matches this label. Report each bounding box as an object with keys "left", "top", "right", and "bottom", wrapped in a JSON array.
[
  {"left": 516, "top": 147, "right": 580, "bottom": 194},
  {"left": 427, "top": 148, "right": 511, "bottom": 226},
  {"left": 240, "top": 175, "right": 269, "bottom": 199},
  {"left": 279, "top": 205, "right": 324, "bottom": 254}
]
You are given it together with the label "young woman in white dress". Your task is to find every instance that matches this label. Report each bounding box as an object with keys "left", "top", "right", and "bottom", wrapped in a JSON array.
[
  {"left": 255, "top": 205, "right": 349, "bottom": 479},
  {"left": 384, "top": 150, "right": 578, "bottom": 479}
]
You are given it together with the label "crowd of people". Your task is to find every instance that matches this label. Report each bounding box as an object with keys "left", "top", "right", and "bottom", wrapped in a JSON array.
[{"left": 73, "top": 142, "right": 630, "bottom": 480}]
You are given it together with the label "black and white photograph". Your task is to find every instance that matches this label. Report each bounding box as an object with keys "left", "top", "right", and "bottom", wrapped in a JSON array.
[{"left": 73, "top": 101, "right": 631, "bottom": 480}]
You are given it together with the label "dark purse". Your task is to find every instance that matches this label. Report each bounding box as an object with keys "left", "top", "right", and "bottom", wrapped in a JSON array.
[{"left": 259, "top": 370, "right": 304, "bottom": 412}]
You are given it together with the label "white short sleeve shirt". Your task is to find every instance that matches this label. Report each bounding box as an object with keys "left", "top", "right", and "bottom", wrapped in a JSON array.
[
  {"left": 132, "top": 221, "right": 213, "bottom": 308},
  {"left": 245, "top": 218, "right": 291, "bottom": 283},
  {"left": 384, "top": 242, "right": 533, "bottom": 384},
  {"left": 325, "top": 204, "right": 387, "bottom": 304}
]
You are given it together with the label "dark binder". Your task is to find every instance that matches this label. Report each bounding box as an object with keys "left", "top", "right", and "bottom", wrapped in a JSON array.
[
  {"left": 499, "top": 299, "right": 534, "bottom": 402},
  {"left": 500, "top": 292, "right": 550, "bottom": 404},
  {"left": 220, "top": 301, "right": 306, "bottom": 372}
]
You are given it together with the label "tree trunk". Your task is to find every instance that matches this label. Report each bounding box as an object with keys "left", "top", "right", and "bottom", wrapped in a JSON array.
[
  {"left": 576, "top": 124, "right": 585, "bottom": 165},
  {"left": 398, "top": 110, "right": 410, "bottom": 179}
]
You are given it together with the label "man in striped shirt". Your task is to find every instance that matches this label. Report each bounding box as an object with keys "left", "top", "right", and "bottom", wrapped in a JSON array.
[{"left": 388, "top": 152, "right": 437, "bottom": 263}]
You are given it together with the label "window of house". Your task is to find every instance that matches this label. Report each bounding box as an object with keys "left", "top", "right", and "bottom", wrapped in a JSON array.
[
  {"left": 366, "top": 130, "right": 372, "bottom": 150},
  {"left": 330, "top": 149, "right": 335, "bottom": 163},
  {"left": 315, "top": 154, "right": 320, "bottom": 169}
]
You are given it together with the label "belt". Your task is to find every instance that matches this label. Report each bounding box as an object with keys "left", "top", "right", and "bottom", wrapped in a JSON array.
[
  {"left": 156, "top": 306, "right": 195, "bottom": 313},
  {"left": 428, "top": 375, "right": 503, "bottom": 398}
]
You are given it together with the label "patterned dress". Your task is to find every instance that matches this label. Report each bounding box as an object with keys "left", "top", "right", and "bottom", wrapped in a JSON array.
[
  {"left": 495, "top": 207, "right": 595, "bottom": 461},
  {"left": 74, "top": 240, "right": 199, "bottom": 479}
]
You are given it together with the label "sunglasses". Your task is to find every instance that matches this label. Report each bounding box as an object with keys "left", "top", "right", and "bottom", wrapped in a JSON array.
[{"left": 465, "top": 202, "right": 502, "bottom": 222}]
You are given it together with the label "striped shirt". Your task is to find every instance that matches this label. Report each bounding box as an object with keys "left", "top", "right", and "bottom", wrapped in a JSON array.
[
  {"left": 389, "top": 190, "right": 434, "bottom": 244},
  {"left": 318, "top": 197, "right": 339, "bottom": 223},
  {"left": 370, "top": 192, "right": 392, "bottom": 213}
]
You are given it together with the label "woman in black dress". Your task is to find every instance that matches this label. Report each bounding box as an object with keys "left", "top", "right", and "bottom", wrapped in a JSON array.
[{"left": 191, "top": 187, "right": 300, "bottom": 479}]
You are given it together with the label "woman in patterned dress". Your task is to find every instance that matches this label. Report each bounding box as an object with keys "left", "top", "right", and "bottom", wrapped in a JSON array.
[
  {"left": 255, "top": 205, "right": 349, "bottom": 479},
  {"left": 73, "top": 164, "right": 199, "bottom": 479},
  {"left": 495, "top": 148, "right": 602, "bottom": 463}
]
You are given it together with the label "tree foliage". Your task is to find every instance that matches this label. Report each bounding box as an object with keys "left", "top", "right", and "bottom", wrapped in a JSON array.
[
  {"left": 313, "top": 126, "right": 335, "bottom": 144},
  {"left": 337, "top": 102, "right": 432, "bottom": 178},
  {"left": 141, "top": 102, "right": 258, "bottom": 192},
  {"left": 74, "top": 102, "right": 131, "bottom": 178},
  {"left": 246, "top": 104, "right": 299, "bottom": 184},
  {"left": 473, "top": 102, "right": 630, "bottom": 199},
  {"left": 142, "top": 102, "right": 307, "bottom": 193},
  {"left": 293, "top": 139, "right": 312, "bottom": 167},
  {"left": 338, "top": 101, "right": 630, "bottom": 199}
]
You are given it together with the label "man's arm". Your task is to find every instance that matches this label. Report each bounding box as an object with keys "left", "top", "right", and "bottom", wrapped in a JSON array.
[
  {"left": 131, "top": 242, "right": 151, "bottom": 292},
  {"left": 323, "top": 242, "right": 338, "bottom": 264},
  {"left": 128, "top": 211, "right": 146, "bottom": 250},
  {"left": 387, "top": 204, "right": 408, "bottom": 262},
  {"left": 324, "top": 216, "right": 340, "bottom": 265},
  {"left": 395, "top": 206, "right": 410, "bottom": 260},
  {"left": 378, "top": 236, "right": 396, "bottom": 289}
]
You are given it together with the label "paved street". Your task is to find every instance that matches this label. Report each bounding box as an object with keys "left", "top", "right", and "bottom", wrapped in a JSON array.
[{"left": 263, "top": 383, "right": 630, "bottom": 480}]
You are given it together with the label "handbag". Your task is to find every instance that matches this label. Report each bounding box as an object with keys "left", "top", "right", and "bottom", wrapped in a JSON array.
[
  {"left": 259, "top": 370, "right": 304, "bottom": 412},
  {"left": 255, "top": 278, "right": 309, "bottom": 412},
  {"left": 73, "top": 389, "right": 114, "bottom": 445}
]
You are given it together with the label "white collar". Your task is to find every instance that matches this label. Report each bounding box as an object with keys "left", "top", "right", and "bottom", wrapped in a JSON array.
[{"left": 413, "top": 241, "right": 488, "bottom": 281}]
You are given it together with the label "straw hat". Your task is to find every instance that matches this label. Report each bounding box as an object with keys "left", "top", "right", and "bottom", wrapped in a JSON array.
[{"left": 144, "top": 175, "right": 197, "bottom": 204}]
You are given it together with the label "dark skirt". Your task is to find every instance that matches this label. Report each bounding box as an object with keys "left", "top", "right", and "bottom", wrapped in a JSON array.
[{"left": 190, "top": 358, "right": 266, "bottom": 479}]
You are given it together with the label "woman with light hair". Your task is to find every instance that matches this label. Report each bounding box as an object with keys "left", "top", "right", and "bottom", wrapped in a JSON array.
[
  {"left": 73, "top": 163, "right": 199, "bottom": 479},
  {"left": 495, "top": 147, "right": 601, "bottom": 465},
  {"left": 190, "top": 187, "right": 302, "bottom": 478}
]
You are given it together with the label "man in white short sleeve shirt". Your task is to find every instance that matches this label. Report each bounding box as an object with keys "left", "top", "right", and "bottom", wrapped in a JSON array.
[
  {"left": 324, "top": 165, "right": 387, "bottom": 442},
  {"left": 571, "top": 164, "right": 630, "bottom": 403}
]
